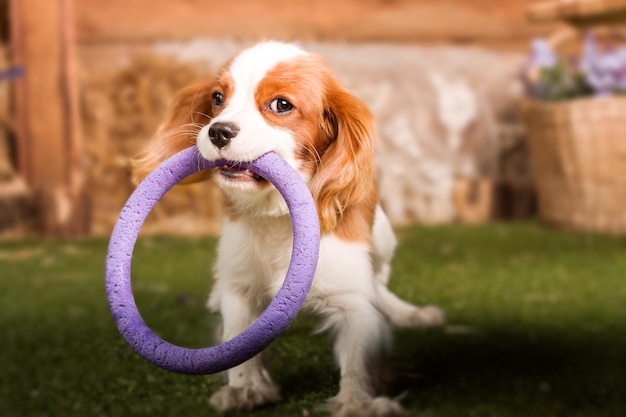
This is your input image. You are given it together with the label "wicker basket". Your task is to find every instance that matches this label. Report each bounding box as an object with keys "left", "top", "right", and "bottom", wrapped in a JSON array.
[{"left": 522, "top": 97, "right": 626, "bottom": 234}]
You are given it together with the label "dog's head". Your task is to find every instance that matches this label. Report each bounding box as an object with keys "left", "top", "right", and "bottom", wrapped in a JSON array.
[{"left": 133, "top": 41, "right": 376, "bottom": 236}]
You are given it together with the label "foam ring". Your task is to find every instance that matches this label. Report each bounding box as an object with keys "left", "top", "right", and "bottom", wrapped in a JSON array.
[{"left": 105, "top": 147, "right": 320, "bottom": 374}]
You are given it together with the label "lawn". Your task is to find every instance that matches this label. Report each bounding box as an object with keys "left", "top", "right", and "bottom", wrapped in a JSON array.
[{"left": 1, "top": 222, "right": 625, "bottom": 417}]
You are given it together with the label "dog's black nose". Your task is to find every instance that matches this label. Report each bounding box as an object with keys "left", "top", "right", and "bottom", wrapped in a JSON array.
[{"left": 208, "top": 122, "right": 239, "bottom": 149}]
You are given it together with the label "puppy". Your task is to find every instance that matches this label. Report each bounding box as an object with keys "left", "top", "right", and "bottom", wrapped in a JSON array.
[{"left": 133, "top": 41, "right": 444, "bottom": 417}]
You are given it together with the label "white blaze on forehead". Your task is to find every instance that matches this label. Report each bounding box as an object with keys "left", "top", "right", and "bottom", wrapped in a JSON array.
[
  {"left": 230, "top": 41, "right": 308, "bottom": 87},
  {"left": 224, "top": 42, "right": 309, "bottom": 114}
]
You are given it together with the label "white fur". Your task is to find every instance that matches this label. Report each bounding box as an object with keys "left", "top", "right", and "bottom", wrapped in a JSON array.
[{"left": 196, "top": 41, "right": 444, "bottom": 416}]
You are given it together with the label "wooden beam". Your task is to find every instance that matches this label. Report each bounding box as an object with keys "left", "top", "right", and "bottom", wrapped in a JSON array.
[
  {"left": 528, "top": 0, "right": 626, "bottom": 26},
  {"left": 73, "top": 0, "right": 553, "bottom": 50},
  {"left": 10, "top": 0, "right": 88, "bottom": 237}
]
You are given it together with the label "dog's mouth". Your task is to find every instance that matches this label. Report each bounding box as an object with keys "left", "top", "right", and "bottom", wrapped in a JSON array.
[{"left": 218, "top": 165, "right": 267, "bottom": 184}]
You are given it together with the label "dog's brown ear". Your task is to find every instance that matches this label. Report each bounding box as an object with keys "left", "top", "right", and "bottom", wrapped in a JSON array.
[
  {"left": 309, "top": 80, "right": 377, "bottom": 235},
  {"left": 131, "top": 82, "right": 214, "bottom": 184}
]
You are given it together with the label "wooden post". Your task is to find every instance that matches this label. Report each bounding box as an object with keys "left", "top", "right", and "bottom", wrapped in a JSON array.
[
  {"left": 10, "top": 0, "right": 89, "bottom": 237},
  {"left": 452, "top": 177, "right": 495, "bottom": 224}
]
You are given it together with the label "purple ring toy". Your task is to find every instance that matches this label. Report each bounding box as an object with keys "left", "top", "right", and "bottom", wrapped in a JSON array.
[{"left": 105, "top": 146, "right": 320, "bottom": 374}]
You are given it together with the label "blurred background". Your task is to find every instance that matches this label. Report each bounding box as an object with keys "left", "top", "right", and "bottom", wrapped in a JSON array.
[
  {"left": 1, "top": 0, "right": 625, "bottom": 238},
  {"left": 3, "top": 3, "right": 626, "bottom": 416}
]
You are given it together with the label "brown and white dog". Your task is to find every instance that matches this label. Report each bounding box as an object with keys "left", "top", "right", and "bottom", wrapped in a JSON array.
[{"left": 133, "top": 41, "right": 444, "bottom": 417}]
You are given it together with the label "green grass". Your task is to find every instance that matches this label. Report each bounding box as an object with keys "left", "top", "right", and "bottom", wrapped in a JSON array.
[{"left": 1, "top": 222, "right": 625, "bottom": 417}]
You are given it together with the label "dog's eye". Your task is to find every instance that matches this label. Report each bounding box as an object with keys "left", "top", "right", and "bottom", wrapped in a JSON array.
[
  {"left": 269, "top": 98, "right": 294, "bottom": 114},
  {"left": 212, "top": 92, "right": 225, "bottom": 107}
]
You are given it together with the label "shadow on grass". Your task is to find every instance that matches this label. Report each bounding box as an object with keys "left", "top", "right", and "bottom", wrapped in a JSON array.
[{"left": 390, "top": 326, "right": 626, "bottom": 416}]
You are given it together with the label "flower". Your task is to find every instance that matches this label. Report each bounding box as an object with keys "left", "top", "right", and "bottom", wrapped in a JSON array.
[
  {"left": 0, "top": 66, "right": 25, "bottom": 82},
  {"left": 523, "top": 33, "right": 626, "bottom": 101},
  {"left": 529, "top": 38, "right": 558, "bottom": 69},
  {"left": 579, "top": 34, "right": 626, "bottom": 95}
]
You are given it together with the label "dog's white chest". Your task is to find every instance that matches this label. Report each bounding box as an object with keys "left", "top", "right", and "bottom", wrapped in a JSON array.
[{"left": 215, "top": 215, "right": 294, "bottom": 302}]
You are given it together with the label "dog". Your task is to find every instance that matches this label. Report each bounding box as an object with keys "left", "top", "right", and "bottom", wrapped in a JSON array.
[{"left": 132, "top": 41, "right": 444, "bottom": 417}]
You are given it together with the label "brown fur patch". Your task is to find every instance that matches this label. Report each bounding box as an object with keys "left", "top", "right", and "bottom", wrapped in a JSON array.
[
  {"left": 131, "top": 81, "right": 216, "bottom": 184},
  {"left": 257, "top": 56, "right": 378, "bottom": 241}
]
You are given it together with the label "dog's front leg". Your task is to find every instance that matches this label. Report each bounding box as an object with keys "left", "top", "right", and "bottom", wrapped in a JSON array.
[
  {"left": 209, "top": 288, "right": 281, "bottom": 412},
  {"left": 326, "top": 296, "right": 405, "bottom": 417}
]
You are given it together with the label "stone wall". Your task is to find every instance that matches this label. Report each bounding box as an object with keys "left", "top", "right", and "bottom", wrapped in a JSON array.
[{"left": 80, "top": 39, "right": 530, "bottom": 234}]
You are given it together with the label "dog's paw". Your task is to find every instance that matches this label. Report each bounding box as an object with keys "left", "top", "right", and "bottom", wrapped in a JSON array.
[
  {"left": 396, "top": 305, "right": 445, "bottom": 328},
  {"left": 331, "top": 396, "right": 406, "bottom": 417},
  {"left": 209, "top": 384, "right": 281, "bottom": 412}
]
